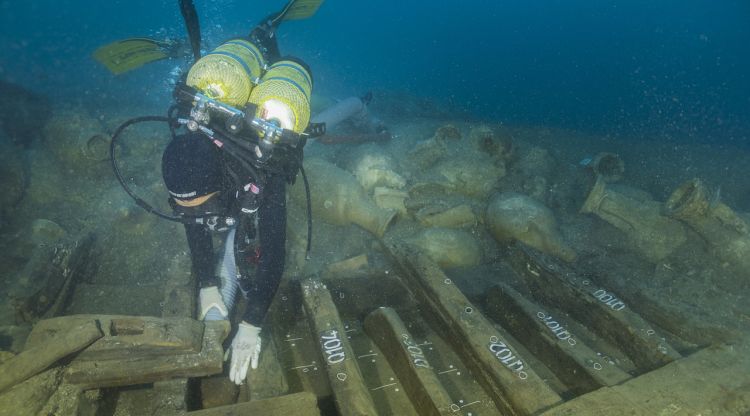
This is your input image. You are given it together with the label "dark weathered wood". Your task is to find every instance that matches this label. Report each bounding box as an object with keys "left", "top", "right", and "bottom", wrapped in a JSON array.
[
  {"left": 506, "top": 243, "right": 682, "bottom": 371},
  {"left": 363, "top": 307, "right": 460, "bottom": 416},
  {"left": 346, "top": 321, "right": 420, "bottom": 416},
  {"left": 201, "top": 376, "right": 239, "bottom": 409},
  {"left": 381, "top": 310, "right": 505, "bottom": 416},
  {"left": 26, "top": 314, "right": 204, "bottom": 361},
  {"left": 583, "top": 263, "right": 727, "bottom": 349},
  {"left": 9, "top": 232, "right": 95, "bottom": 323},
  {"left": 267, "top": 282, "right": 334, "bottom": 400},
  {"left": 63, "top": 320, "right": 228, "bottom": 389},
  {"left": 240, "top": 333, "right": 289, "bottom": 401},
  {"left": 187, "top": 391, "right": 320, "bottom": 416},
  {"left": 109, "top": 378, "right": 189, "bottom": 416},
  {"left": 110, "top": 317, "right": 145, "bottom": 335},
  {"left": 540, "top": 343, "right": 748, "bottom": 415},
  {"left": 321, "top": 271, "right": 415, "bottom": 319},
  {"left": 42, "top": 232, "right": 97, "bottom": 320},
  {"left": 624, "top": 293, "right": 727, "bottom": 349},
  {"left": 384, "top": 241, "right": 562, "bottom": 416},
  {"left": 300, "top": 278, "right": 378, "bottom": 416},
  {"left": 485, "top": 284, "right": 631, "bottom": 393},
  {"left": 158, "top": 245, "right": 197, "bottom": 415},
  {"left": 0, "top": 319, "right": 102, "bottom": 393}
]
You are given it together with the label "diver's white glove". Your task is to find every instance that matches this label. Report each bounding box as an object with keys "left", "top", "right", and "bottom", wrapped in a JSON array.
[
  {"left": 199, "top": 286, "right": 228, "bottom": 320},
  {"left": 228, "top": 321, "right": 261, "bottom": 385}
]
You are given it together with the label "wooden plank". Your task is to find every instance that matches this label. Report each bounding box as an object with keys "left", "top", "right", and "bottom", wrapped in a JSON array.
[
  {"left": 42, "top": 232, "right": 97, "bottom": 320},
  {"left": 363, "top": 307, "right": 462, "bottom": 416},
  {"left": 108, "top": 378, "right": 189, "bottom": 416},
  {"left": 390, "top": 310, "right": 504, "bottom": 416},
  {"left": 345, "top": 321, "right": 419, "bottom": 416},
  {"left": 63, "top": 320, "right": 229, "bottom": 389},
  {"left": 505, "top": 243, "right": 682, "bottom": 371},
  {"left": 300, "top": 278, "right": 378, "bottom": 416},
  {"left": 187, "top": 391, "right": 320, "bottom": 416},
  {"left": 321, "top": 271, "right": 415, "bottom": 319},
  {"left": 26, "top": 314, "right": 204, "bottom": 361},
  {"left": 0, "top": 319, "right": 102, "bottom": 393},
  {"left": 579, "top": 260, "right": 727, "bottom": 349},
  {"left": 485, "top": 284, "right": 631, "bottom": 394},
  {"left": 384, "top": 240, "right": 562, "bottom": 416},
  {"left": 158, "top": 243, "right": 197, "bottom": 415},
  {"left": 540, "top": 343, "right": 745, "bottom": 415},
  {"left": 200, "top": 376, "right": 239, "bottom": 409},
  {"left": 8, "top": 233, "right": 95, "bottom": 323},
  {"left": 241, "top": 332, "right": 290, "bottom": 401},
  {"left": 268, "top": 283, "right": 333, "bottom": 400}
]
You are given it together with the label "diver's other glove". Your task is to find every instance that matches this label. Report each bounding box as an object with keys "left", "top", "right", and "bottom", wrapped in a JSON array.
[
  {"left": 199, "top": 286, "right": 228, "bottom": 320},
  {"left": 228, "top": 321, "right": 261, "bottom": 385}
]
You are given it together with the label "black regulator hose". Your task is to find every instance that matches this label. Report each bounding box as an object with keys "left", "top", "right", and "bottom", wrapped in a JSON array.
[
  {"left": 111, "top": 113, "right": 315, "bottom": 254},
  {"left": 110, "top": 115, "right": 219, "bottom": 224},
  {"left": 299, "top": 163, "right": 313, "bottom": 258},
  {"left": 110, "top": 116, "right": 176, "bottom": 221}
]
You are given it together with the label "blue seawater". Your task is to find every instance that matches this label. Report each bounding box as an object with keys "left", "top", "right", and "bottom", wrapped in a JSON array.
[{"left": 0, "top": 0, "right": 747, "bottom": 142}]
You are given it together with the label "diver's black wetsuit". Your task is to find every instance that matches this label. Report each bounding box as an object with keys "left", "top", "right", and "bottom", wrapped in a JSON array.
[
  {"left": 176, "top": 26, "right": 299, "bottom": 327},
  {"left": 176, "top": 136, "right": 303, "bottom": 328},
  {"left": 185, "top": 171, "right": 286, "bottom": 326}
]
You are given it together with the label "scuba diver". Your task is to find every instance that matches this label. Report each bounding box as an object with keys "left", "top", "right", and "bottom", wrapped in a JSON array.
[
  {"left": 164, "top": 2, "right": 320, "bottom": 385},
  {"left": 105, "top": 0, "right": 383, "bottom": 386},
  {"left": 107, "top": 0, "right": 324, "bottom": 385}
]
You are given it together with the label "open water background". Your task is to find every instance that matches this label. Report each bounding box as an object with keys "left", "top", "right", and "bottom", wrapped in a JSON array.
[{"left": 1, "top": 0, "right": 748, "bottom": 143}]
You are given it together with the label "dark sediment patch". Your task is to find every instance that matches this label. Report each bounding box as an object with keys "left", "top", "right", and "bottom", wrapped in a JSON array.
[{"left": 0, "top": 80, "right": 52, "bottom": 147}]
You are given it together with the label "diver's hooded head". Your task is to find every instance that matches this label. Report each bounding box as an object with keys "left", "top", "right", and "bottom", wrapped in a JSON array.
[{"left": 161, "top": 132, "right": 223, "bottom": 205}]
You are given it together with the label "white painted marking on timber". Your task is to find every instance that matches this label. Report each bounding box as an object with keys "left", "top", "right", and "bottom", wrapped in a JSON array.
[{"left": 371, "top": 382, "right": 397, "bottom": 391}]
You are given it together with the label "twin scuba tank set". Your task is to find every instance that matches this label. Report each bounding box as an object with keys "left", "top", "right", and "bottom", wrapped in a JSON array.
[
  {"left": 110, "top": 37, "right": 322, "bottom": 235},
  {"left": 176, "top": 38, "right": 322, "bottom": 163}
]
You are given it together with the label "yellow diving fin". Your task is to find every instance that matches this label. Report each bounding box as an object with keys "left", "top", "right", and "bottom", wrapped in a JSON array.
[
  {"left": 276, "top": 0, "right": 325, "bottom": 22},
  {"left": 93, "top": 38, "right": 183, "bottom": 75}
]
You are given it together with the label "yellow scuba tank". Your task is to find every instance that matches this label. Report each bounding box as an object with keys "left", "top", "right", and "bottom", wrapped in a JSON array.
[
  {"left": 248, "top": 59, "right": 312, "bottom": 134},
  {"left": 186, "top": 39, "right": 266, "bottom": 107}
]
